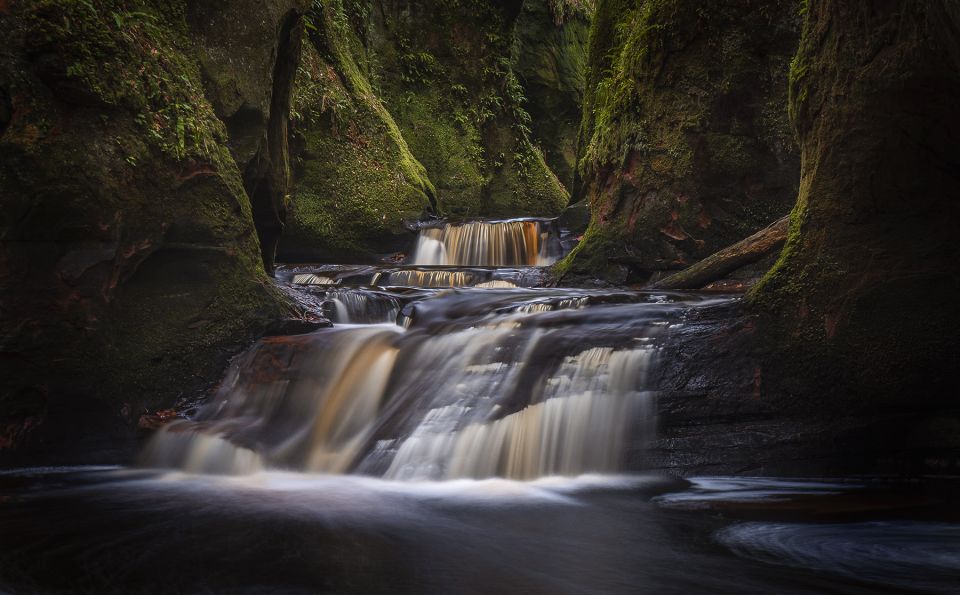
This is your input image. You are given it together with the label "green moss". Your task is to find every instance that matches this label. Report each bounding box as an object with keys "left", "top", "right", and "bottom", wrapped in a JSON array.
[
  {"left": 27, "top": 0, "right": 228, "bottom": 161},
  {"left": 565, "top": 0, "right": 800, "bottom": 281},
  {"left": 553, "top": 214, "right": 625, "bottom": 279},
  {"left": 281, "top": 1, "right": 435, "bottom": 260},
  {"left": 513, "top": 0, "right": 590, "bottom": 191},
  {"left": 369, "top": 0, "right": 570, "bottom": 217},
  {"left": 0, "top": 0, "right": 290, "bottom": 423},
  {"left": 387, "top": 86, "right": 487, "bottom": 216}
]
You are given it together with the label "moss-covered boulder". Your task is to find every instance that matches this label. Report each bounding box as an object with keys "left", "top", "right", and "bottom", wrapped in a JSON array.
[
  {"left": 0, "top": 0, "right": 304, "bottom": 460},
  {"left": 751, "top": 1, "right": 960, "bottom": 405},
  {"left": 368, "top": 0, "right": 570, "bottom": 218},
  {"left": 558, "top": 0, "right": 800, "bottom": 282},
  {"left": 278, "top": 0, "right": 436, "bottom": 262}
]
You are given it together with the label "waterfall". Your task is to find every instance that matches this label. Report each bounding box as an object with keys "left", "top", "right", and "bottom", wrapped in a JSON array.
[
  {"left": 144, "top": 327, "right": 402, "bottom": 474},
  {"left": 320, "top": 289, "right": 401, "bottom": 323},
  {"left": 371, "top": 269, "right": 483, "bottom": 288},
  {"left": 411, "top": 220, "right": 562, "bottom": 266},
  {"left": 140, "top": 289, "right": 705, "bottom": 481},
  {"left": 144, "top": 219, "right": 728, "bottom": 482},
  {"left": 383, "top": 347, "right": 656, "bottom": 480}
]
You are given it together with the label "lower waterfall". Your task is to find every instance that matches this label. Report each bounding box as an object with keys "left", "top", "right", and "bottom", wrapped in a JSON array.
[{"left": 144, "top": 283, "right": 725, "bottom": 480}]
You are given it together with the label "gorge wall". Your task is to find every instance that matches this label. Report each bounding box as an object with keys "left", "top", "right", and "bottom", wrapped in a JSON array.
[
  {"left": 558, "top": 0, "right": 801, "bottom": 283},
  {"left": 0, "top": 0, "right": 309, "bottom": 459},
  {"left": 277, "top": 0, "right": 438, "bottom": 262},
  {"left": 750, "top": 1, "right": 960, "bottom": 422},
  {"left": 279, "top": 0, "right": 590, "bottom": 261}
]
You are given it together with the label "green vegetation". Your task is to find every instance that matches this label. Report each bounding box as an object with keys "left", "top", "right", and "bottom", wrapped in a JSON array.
[
  {"left": 513, "top": 0, "right": 591, "bottom": 191},
  {"left": 368, "top": 0, "right": 570, "bottom": 218},
  {"left": 0, "top": 0, "right": 289, "bottom": 428},
  {"left": 560, "top": 0, "right": 800, "bottom": 280},
  {"left": 28, "top": 0, "right": 230, "bottom": 163},
  {"left": 282, "top": 0, "right": 579, "bottom": 256},
  {"left": 280, "top": 0, "right": 436, "bottom": 260}
]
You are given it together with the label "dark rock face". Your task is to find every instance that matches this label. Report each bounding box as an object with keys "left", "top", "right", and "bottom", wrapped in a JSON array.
[
  {"left": 750, "top": 1, "right": 960, "bottom": 428},
  {"left": 641, "top": 301, "right": 960, "bottom": 478},
  {"left": 0, "top": 1, "right": 308, "bottom": 461},
  {"left": 558, "top": 0, "right": 800, "bottom": 283},
  {"left": 653, "top": 0, "right": 960, "bottom": 476},
  {"left": 187, "top": 0, "right": 311, "bottom": 272}
]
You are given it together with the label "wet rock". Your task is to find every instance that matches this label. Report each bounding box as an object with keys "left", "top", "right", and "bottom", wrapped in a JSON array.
[
  {"left": 266, "top": 317, "right": 333, "bottom": 336},
  {"left": 138, "top": 409, "right": 181, "bottom": 431}
]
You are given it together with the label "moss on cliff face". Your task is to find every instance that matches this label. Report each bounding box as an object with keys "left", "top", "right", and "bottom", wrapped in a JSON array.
[
  {"left": 750, "top": 1, "right": 960, "bottom": 403},
  {"left": 513, "top": 0, "right": 591, "bottom": 192},
  {"left": 560, "top": 0, "right": 800, "bottom": 282},
  {"left": 367, "top": 0, "right": 570, "bottom": 218},
  {"left": 0, "top": 0, "right": 302, "bottom": 458},
  {"left": 278, "top": 0, "right": 436, "bottom": 262},
  {"left": 276, "top": 0, "right": 579, "bottom": 258}
]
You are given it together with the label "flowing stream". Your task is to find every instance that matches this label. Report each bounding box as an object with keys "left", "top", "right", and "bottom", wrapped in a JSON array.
[{"left": 1, "top": 218, "right": 958, "bottom": 594}]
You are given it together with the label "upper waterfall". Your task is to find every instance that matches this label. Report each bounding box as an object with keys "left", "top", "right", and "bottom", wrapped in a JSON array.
[{"left": 411, "top": 219, "right": 563, "bottom": 266}]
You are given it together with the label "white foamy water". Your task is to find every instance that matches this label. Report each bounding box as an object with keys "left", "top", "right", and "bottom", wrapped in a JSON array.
[{"left": 142, "top": 290, "right": 684, "bottom": 481}]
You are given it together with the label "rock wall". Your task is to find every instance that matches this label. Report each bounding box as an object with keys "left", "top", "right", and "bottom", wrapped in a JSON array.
[
  {"left": 278, "top": 0, "right": 437, "bottom": 262},
  {"left": 279, "top": 0, "right": 587, "bottom": 260},
  {"left": 513, "top": 0, "right": 590, "bottom": 192},
  {"left": 0, "top": 0, "right": 308, "bottom": 460},
  {"left": 649, "top": 0, "right": 960, "bottom": 477},
  {"left": 188, "top": 0, "right": 311, "bottom": 273},
  {"left": 558, "top": 0, "right": 800, "bottom": 283},
  {"left": 751, "top": 1, "right": 960, "bottom": 408},
  {"left": 367, "top": 0, "right": 570, "bottom": 219}
]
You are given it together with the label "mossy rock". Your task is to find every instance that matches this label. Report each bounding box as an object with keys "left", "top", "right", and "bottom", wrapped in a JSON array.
[
  {"left": 565, "top": 0, "right": 801, "bottom": 281},
  {"left": 750, "top": 0, "right": 960, "bottom": 405},
  {"left": 279, "top": 12, "right": 436, "bottom": 262},
  {"left": 512, "top": 0, "right": 591, "bottom": 192},
  {"left": 367, "top": 0, "right": 570, "bottom": 218},
  {"left": 0, "top": 0, "right": 293, "bottom": 460}
]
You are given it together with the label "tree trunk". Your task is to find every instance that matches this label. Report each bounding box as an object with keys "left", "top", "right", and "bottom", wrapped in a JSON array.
[{"left": 652, "top": 216, "right": 788, "bottom": 290}]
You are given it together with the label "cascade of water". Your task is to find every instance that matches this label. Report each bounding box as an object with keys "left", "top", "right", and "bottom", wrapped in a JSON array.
[
  {"left": 411, "top": 219, "right": 562, "bottom": 266},
  {"left": 382, "top": 346, "right": 657, "bottom": 480},
  {"left": 319, "top": 289, "right": 401, "bottom": 323},
  {"left": 142, "top": 290, "right": 691, "bottom": 480},
  {"left": 143, "top": 217, "right": 725, "bottom": 482},
  {"left": 144, "top": 327, "right": 402, "bottom": 474},
  {"left": 371, "top": 269, "right": 484, "bottom": 288}
]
